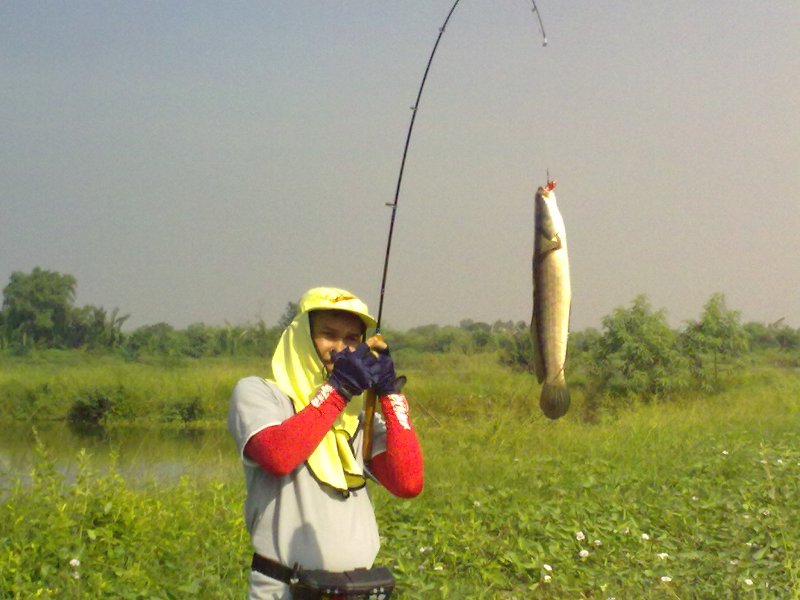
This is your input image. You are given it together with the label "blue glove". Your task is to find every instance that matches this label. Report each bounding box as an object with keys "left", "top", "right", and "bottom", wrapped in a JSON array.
[
  {"left": 327, "top": 343, "right": 380, "bottom": 400},
  {"left": 374, "top": 348, "right": 401, "bottom": 396}
]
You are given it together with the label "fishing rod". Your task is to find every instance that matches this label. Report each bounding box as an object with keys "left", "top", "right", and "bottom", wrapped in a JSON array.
[
  {"left": 364, "top": 0, "right": 548, "bottom": 463},
  {"left": 373, "top": 0, "right": 548, "bottom": 332}
]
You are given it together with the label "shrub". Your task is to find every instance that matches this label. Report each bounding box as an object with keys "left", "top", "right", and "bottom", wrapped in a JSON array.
[
  {"left": 496, "top": 325, "right": 535, "bottom": 372},
  {"left": 590, "top": 295, "right": 689, "bottom": 399},
  {"left": 67, "top": 388, "right": 125, "bottom": 425}
]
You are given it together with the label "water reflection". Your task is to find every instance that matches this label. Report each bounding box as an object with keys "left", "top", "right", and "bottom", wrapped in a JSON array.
[{"left": 0, "top": 422, "right": 239, "bottom": 486}]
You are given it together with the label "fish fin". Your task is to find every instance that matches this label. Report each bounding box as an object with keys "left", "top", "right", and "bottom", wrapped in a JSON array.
[
  {"left": 530, "top": 318, "right": 545, "bottom": 383},
  {"left": 540, "top": 382, "right": 570, "bottom": 419},
  {"left": 535, "top": 232, "right": 562, "bottom": 258}
]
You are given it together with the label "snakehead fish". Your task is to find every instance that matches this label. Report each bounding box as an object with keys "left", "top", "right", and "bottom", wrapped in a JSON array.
[{"left": 530, "top": 180, "right": 571, "bottom": 419}]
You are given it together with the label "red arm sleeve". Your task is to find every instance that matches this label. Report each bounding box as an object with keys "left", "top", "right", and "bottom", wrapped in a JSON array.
[
  {"left": 370, "top": 393, "right": 424, "bottom": 498},
  {"left": 244, "top": 383, "right": 346, "bottom": 477}
]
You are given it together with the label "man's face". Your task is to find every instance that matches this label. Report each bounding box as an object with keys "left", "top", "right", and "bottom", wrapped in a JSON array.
[{"left": 310, "top": 310, "right": 365, "bottom": 374}]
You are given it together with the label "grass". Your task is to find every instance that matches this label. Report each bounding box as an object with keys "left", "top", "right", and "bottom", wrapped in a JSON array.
[
  {"left": 376, "top": 378, "right": 800, "bottom": 598},
  {"left": 0, "top": 351, "right": 267, "bottom": 426},
  {"left": 1, "top": 351, "right": 799, "bottom": 598}
]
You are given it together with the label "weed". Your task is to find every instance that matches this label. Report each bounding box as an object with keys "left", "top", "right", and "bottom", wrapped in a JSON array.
[{"left": 2, "top": 352, "right": 799, "bottom": 597}]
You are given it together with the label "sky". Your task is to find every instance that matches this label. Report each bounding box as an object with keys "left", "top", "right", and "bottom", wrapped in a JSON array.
[{"left": 2, "top": 1, "right": 798, "bottom": 333}]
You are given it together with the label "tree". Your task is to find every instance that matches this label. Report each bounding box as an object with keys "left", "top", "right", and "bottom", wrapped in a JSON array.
[
  {"left": 591, "top": 295, "right": 688, "bottom": 398},
  {"left": 497, "top": 323, "right": 535, "bottom": 371},
  {"left": 277, "top": 302, "right": 299, "bottom": 329},
  {"left": 66, "top": 305, "right": 129, "bottom": 349},
  {"left": 460, "top": 319, "right": 494, "bottom": 350},
  {"left": 681, "top": 293, "right": 748, "bottom": 358},
  {"left": 744, "top": 320, "right": 800, "bottom": 352},
  {"left": 2, "top": 267, "right": 77, "bottom": 347},
  {"left": 125, "top": 322, "right": 181, "bottom": 355},
  {"left": 680, "top": 293, "right": 749, "bottom": 389},
  {"left": 239, "top": 319, "right": 281, "bottom": 356}
]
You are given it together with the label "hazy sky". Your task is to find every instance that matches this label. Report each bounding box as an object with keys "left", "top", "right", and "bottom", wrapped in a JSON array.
[{"left": 2, "top": 1, "right": 798, "bottom": 332}]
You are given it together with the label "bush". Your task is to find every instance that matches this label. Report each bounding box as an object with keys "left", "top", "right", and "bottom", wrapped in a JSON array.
[
  {"left": 590, "top": 295, "right": 689, "bottom": 399},
  {"left": 163, "top": 396, "right": 205, "bottom": 424},
  {"left": 496, "top": 326, "right": 535, "bottom": 372},
  {"left": 67, "top": 388, "right": 126, "bottom": 425}
]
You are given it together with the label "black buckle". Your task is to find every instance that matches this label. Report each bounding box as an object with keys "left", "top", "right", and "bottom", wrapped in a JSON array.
[{"left": 290, "top": 562, "right": 301, "bottom": 586}]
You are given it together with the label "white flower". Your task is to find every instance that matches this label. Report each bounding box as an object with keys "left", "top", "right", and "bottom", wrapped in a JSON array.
[
  {"left": 72, "top": 572, "right": 80, "bottom": 580},
  {"left": 657, "top": 553, "right": 669, "bottom": 560},
  {"left": 593, "top": 539, "right": 602, "bottom": 547},
  {"left": 692, "top": 496, "right": 699, "bottom": 501},
  {"left": 576, "top": 531, "right": 586, "bottom": 541},
  {"left": 433, "top": 565, "right": 444, "bottom": 571},
  {"left": 744, "top": 578, "right": 754, "bottom": 586},
  {"left": 660, "top": 576, "right": 672, "bottom": 583},
  {"left": 730, "top": 559, "right": 739, "bottom": 566},
  {"left": 722, "top": 450, "right": 729, "bottom": 455},
  {"left": 419, "top": 546, "right": 433, "bottom": 554},
  {"left": 473, "top": 501, "right": 481, "bottom": 508},
  {"left": 69, "top": 558, "right": 81, "bottom": 568},
  {"left": 762, "top": 509, "right": 770, "bottom": 516},
  {"left": 776, "top": 459, "right": 784, "bottom": 465},
  {"left": 543, "top": 574, "right": 552, "bottom": 583},
  {"left": 543, "top": 563, "right": 553, "bottom": 572},
  {"left": 641, "top": 533, "right": 651, "bottom": 541},
  {"left": 579, "top": 550, "right": 589, "bottom": 558}
]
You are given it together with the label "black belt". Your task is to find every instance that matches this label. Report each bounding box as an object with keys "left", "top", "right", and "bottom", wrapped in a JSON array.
[
  {"left": 251, "top": 553, "right": 300, "bottom": 585},
  {"left": 251, "top": 553, "right": 395, "bottom": 599}
]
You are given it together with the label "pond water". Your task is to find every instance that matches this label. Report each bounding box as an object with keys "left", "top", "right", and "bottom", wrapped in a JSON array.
[{"left": 0, "top": 422, "right": 240, "bottom": 487}]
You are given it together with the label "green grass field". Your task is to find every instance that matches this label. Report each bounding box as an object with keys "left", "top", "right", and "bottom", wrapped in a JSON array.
[{"left": 1, "top": 352, "right": 799, "bottom": 598}]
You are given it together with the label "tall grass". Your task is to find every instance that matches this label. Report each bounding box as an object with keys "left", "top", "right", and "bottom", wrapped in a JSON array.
[
  {"left": 1, "top": 352, "right": 799, "bottom": 598},
  {"left": 375, "top": 367, "right": 800, "bottom": 598},
  {"left": 0, "top": 351, "right": 267, "bottom": 425},
  {"left": 1, "top": 436, "right": 250, "bottom": 598}
]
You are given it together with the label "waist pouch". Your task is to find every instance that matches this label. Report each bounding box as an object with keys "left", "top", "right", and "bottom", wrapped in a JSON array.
[{"left": 252, "top": 553, "right": 394, "bottom": 599}]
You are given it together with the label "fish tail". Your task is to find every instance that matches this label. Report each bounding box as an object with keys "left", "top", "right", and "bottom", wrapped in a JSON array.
[{"left": 540, "top": 382, "right": 570, "bottom": 420}]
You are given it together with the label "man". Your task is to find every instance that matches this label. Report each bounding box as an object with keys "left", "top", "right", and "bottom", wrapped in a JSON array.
[{"left": 228, "top": 287, "right": 424, "bottom": 599}]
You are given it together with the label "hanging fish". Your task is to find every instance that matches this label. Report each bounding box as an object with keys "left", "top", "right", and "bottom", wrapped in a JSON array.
[{"left": 531, "top": 180, "right": 571, "bottom": 419}]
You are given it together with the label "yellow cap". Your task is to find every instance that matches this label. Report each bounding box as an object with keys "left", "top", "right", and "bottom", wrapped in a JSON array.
[{"left": 296, "top": 287, "right": 376, "bottom": 331}]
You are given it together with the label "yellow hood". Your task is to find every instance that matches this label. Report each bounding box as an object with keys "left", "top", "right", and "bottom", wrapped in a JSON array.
[{"left": 270, "top": 287, "right": 375, "bottom": 494}]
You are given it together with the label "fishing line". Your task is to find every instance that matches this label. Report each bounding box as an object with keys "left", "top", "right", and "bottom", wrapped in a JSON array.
[{"left": 374, "top": 0, "right": 548, "bottom": 331}]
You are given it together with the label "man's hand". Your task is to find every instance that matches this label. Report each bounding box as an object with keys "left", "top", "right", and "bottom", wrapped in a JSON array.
[
  {"left": 327, "top": 343, "right": 380, "bottom": 400},
  {"left": 374, "top": 348, "right": 404, "bottom": 396}
]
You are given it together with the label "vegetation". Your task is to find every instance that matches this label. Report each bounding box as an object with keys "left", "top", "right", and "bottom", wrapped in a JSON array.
[
  {"left": 374, "top": 366, "right": 800, "bottom": 598},
  {"left": 0, "top": 352, "right": 264, "bottom": 426},
  {"left": 2, "top": 267, "right": 800, "bottom": 597},
  {"left": 1, "top": 267, "right": 799, "bottom": 428},
  {"left": 1, "top": 439, "right": 250, "bottom": 598},
  {"left": 2, "top": 358, "right": 799, "bottom": 598}
]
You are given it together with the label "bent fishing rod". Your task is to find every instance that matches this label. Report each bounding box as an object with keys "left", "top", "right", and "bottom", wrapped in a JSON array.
[
  {"left": 373, "top": 0, "right": 548, "bottom": 333},
  {"left": 363, "top": 1, "right": 548, "bottom": 463}
]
